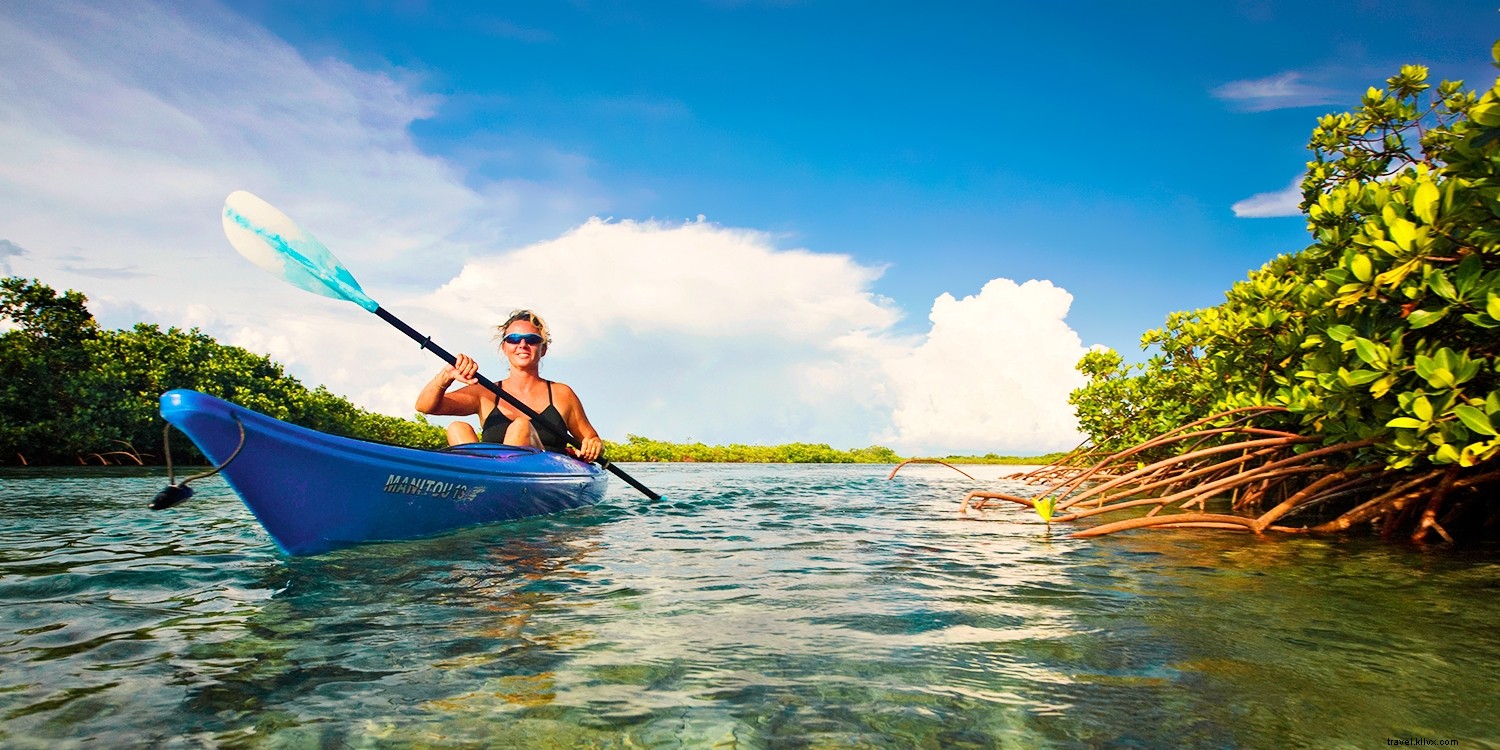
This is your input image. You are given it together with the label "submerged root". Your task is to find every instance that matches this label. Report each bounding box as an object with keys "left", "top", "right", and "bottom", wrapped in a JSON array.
[
  {"left": 958, "top": 407, "right": 1499, "bottom": 544},
  {"left": 888, "top": 459, "right": 976, "bottom": 481}
]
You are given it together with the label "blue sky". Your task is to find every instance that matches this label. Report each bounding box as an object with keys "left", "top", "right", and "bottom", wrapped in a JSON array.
[
  {"left": 230, "top": 0, "right": 1498, "bottom": 346},
  {"left": 1, "top": 1, "right": 1496, "bottom": 454}
]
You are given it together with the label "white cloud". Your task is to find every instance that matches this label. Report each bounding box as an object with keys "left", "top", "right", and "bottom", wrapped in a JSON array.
[
  {"left": 421, "top": 217, "right": 899, "bottom": 344},
  {"left": 0, "top": 1, "right": 607, "bottom": 288},
  {"left": 1232, "top": 174, "right": 1303, "bottom": 218},
  {"left": 409, "top": 222, "right": 1089, "bottom": 454},
  {"left": 1213, "top": 72, "right": 1339, "bottom": 112},
  {"left": 0, "top": 0, "right": 1094, "bottom": 456},
  {"left": 0, "top": 0, "right": 608, "bottom": 412},
  {"left": 405, "top": 218, "right": 904, "bottom": 447},
  {"left": 882, "top": 279, "right": 1088, "bottom": 455}
]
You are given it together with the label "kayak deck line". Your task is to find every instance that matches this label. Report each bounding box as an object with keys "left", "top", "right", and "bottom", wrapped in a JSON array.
[{"left": 155, "top": 389, "right": 609, "bottom": 555}]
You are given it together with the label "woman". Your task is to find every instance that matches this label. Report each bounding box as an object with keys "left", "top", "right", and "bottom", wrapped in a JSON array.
[{"left": 415, "top": 309, "right": 604, "bottom": 462}]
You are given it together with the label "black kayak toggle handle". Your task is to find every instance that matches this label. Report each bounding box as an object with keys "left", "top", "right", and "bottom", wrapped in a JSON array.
[
  {"left": 150, "top": 483, "right": 195, "bottom": 510},
  {"left": 150, "top": 413, "right": 247, "bottom": 510}
]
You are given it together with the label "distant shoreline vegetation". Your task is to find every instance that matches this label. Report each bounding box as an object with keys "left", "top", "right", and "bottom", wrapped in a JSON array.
[
  {"left": 601, "top": 435, "right": 1065, "bottom": 465},
  {"left": 0, "top": 276, "right": 1049, "bottom": 467},
  {"left": 0, "top": 276, "right": 449, "bottom": 467}
]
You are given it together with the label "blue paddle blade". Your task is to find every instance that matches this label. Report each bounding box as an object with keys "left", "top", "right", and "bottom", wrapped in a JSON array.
[{"left": 221, "top": 190, "right": 380, "bottom": 312}]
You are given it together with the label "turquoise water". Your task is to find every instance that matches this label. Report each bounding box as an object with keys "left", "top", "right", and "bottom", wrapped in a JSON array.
[{"left": 2, "top": 463, "right": 1498, "bottom": 748}]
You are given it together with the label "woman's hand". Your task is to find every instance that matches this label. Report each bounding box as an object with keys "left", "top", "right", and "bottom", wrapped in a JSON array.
[
  {"left": 444, "top": 353, "right": 479, "bottom": 386},
  {"left": 571, "top": 436, "right": 603, "bottom": 462},
  {"left": 417, "top": 353, "right": 483, "bottom": 416}
]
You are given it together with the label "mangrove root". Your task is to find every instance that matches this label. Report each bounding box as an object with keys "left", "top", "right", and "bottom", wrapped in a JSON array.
[
  {"left": 958, "top": 407, "right": 1497, "bottom": 544},
  {"left": 888, "top": 459, "right": 977, "bottom": 481}
]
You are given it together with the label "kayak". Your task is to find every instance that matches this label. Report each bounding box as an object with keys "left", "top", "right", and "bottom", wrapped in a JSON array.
[{"left": 158, "top": 389, "right": 609, "bottom": 555}]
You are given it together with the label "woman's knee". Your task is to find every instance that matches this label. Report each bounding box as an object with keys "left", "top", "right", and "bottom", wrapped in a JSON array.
[
  {"left": 504, "top": 416, "right": 544, "bottom": 450},
  {"left": 503, "top": 415, "right": 531, "bottom": 444},
  {"left": 446, "top": 421, "right": 479, "bottom": 445}
]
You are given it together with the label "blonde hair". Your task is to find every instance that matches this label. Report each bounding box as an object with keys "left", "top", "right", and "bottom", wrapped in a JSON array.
[{"left": 495, "top": 309, "right": 551, "bottom": 349}]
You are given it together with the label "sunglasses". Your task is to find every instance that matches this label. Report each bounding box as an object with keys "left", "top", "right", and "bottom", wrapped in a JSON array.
[{"left": 502, "top": 333, "right": 544, "bottom": 346}]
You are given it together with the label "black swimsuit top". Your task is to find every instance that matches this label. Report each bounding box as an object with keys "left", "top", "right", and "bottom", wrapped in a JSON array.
[{"left": 480, "top": 380, "right": 572, "bottom": 453}]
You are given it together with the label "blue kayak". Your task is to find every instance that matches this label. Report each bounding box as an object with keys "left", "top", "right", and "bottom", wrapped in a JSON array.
[{"left": 159, "top": 389, "right": 609, "bottom": 555}]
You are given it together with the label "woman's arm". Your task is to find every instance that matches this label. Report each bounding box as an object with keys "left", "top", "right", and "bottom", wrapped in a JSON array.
[
  {"left": 415, "top": 354, "right": 483, "bottom": 416},
  {"left": 553, "top": 382, "right": 603, "bottom": 461}
]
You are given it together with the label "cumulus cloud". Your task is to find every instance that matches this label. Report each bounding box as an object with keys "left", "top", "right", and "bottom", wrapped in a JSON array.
[
  {"left": 410, "top": 221, "right": 1089, "bottom": 454},
  {"left": 1213, "top": 72, "right": 1339, "bottom": 112},
  {"left": 421, "top": 218, "right": 899, "bottom": 344},
  {"left": 0, "top": 0, "right": 1095, "bottom": 456},
  {"left": 0, "top": 0, "right": 609, "bottom": 410},
  {"left": 882, "top": 279, "right": 1088, "bottom": 455},
  {"left": 1232, "top": 174, "right": 1303, "bottom": 218},
  {"left": 407, "top": 218, "right": 903, "bottom": 447}
]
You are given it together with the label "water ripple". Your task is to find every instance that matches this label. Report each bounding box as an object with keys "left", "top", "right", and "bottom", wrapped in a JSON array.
[{"left": 2, "top": 464, "right": 1499, "bottom": 747}]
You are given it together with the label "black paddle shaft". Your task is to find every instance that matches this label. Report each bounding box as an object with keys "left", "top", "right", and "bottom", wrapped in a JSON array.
[{"left": 374, "top": 307, "right": 661, "bottom": 500}]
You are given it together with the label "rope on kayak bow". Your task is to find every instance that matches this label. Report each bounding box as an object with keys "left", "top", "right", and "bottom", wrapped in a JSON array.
[{"left": 149, "top": 414, "right": 246, "bottom": 510}]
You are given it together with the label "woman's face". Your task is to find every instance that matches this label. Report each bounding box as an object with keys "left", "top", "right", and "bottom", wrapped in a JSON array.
[{"left": 502, "top": 319, "right": 546, "bottom": 366}]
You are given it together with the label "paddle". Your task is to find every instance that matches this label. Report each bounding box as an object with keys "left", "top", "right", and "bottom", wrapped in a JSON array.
[{"left": 220, "top": 190, "right": 661, "bottom": 500}]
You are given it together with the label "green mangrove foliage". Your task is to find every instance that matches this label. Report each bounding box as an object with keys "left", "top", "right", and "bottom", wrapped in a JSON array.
[
  {"left": 0, "top": 277, "right": 447, "bottom": 465},
  {"left": 1041, "top": 48, "right": 1500, "bottom": 544},
  {"left": 603, "top": 434, "right": 901, "bottom": 463},
  {"left": 603, "top": 435, "right": 1055, "bottom": 464},
  {"left": 2, "top": 277, "right": 918, "bottom": 466}
]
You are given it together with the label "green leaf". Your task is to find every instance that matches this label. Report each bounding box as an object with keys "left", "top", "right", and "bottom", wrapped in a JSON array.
[
  {"left": 1413, "top": 396, "right": 1434, "bottom": 422},
  {"left": 1412, "top": 180, "right": 1439, "bottom": 224},
  {"left": 1325, "top": 324, "right": 1355, "bottom": 342},
  {"left": 1034, "top": 496, "right": 1056, "bottom": 523},
  {"left": 1461, "top": 443, "right": 1486, "bottom": 467},
  {"left": 1407, "top": 308, "right": 1447, "bottom": 329},
  {"left": 1435, "top": 443, "right": 1463, "bottom": 465},
  {"left": 1488, "top": 293, "right": 1500, "bottom": 321},
  {"left": 1427, "top": 270, "right": 1457, "bottom": 301},
  {"left": 1387, "top": 216, "right": 1419, "bottom": 251},
  {"left": 1456, "top": 405, "right": 1499, "bottom": 436},
  {"left": 1342, "top": 369, "right": 1383, "bottom": 386},
  {"left": 1455, "top": 254, "right": 1482, "bottom": 296},
  {"left": 1415, "top": 354, "right": 1437, "bottom": 381},
  {"left": 1350, "top": 253, "right": 1374, "bottom": 282},
  {"left": 1429, "top": 367, "right": 1457, "bottom": 390},
  {"left": 1372, "top": 375, "right": 1398, "bottom": 399},
  {"left": 1353, "top": 337, "right": 1379, "bottom": 365},
  {"left": 1472, "top": 100, "right": 1500, "bottom": 127},
  {"left": 1386, "top": 417, "right": 1426, "bottom": 429},
  {"left": 1457, "top": 359, "right": 1482, "bottom": 386},
  {"left": 1436, "top": 347, "right": 1461, "bottom": 372}
]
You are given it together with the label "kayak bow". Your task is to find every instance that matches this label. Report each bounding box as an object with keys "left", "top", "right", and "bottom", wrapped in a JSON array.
[{"left": 159, "top": 389, "right": 608, "bottom": 555}]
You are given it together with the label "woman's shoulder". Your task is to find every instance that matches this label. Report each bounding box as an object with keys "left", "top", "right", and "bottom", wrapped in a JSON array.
[{"left": 547, "top": 380, "right": 582, "bottom": 401}]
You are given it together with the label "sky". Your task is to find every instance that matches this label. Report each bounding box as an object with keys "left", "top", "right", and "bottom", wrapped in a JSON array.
[{"left": 1, "top": 1, "right": 1496, "bottom": 456}]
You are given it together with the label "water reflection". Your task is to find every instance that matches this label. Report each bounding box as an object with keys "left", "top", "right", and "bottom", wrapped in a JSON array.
[
  {"left": 2, "top": 465, "right": 1498, "bottom": 747},
  {"left": 1076, "top": 533, "right": 1500, "bottom": 746},
  {"left": 167, "top": 511, "right": 612, "bottom": 745}
]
